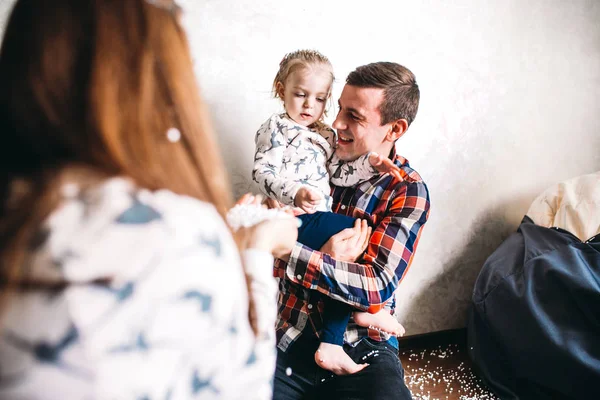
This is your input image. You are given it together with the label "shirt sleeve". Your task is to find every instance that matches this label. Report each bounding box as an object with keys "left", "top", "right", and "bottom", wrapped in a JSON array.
[
  {"left": 252, "top": 115, "right": 302, "bottom": 206},
  {"left": 282, "top": 180, "right": 430, "bottom": 313},
  {"left": 242, "top": 249, "right": 277, "bottom": 341}
]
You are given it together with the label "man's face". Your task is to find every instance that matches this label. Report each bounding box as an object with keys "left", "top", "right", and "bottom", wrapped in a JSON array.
[{"left": 332, "top": 85, "right": 393, "bottom": 161}]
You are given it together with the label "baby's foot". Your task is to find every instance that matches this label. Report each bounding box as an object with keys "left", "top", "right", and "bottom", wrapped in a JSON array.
[
  {"left": 353, "top": 310, "right": 406, "bottom": 337},
  {"left": 315, "top": 343, "right": 369, "bottom": 375}
]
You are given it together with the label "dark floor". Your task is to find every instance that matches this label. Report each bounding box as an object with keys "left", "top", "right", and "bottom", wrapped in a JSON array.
[{"left": 398, "top": 329, "right": 499, "bottom": 400}]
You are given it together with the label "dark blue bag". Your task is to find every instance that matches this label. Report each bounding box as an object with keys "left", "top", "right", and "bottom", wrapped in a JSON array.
[{"left": 468, "top": 217, "right": 600, "bottom": 399}]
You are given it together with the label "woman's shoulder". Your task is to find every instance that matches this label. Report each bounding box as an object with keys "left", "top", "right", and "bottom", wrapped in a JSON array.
[
  {"left": 40, "top": 177, "right": 235, "bottom": 281},
  {"left": 56, "top": 176, "right": 225, "bottom": 230},
  {"left": 0, "top": 178, "right": 255, "bottom": 398}
]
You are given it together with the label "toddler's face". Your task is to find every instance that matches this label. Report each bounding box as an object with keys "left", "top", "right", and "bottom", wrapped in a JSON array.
[{"left": 280, "top": 67, "right": 331, "bottom": 127}]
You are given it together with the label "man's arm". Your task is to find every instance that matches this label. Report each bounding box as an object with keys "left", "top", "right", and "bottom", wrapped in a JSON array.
[{"left": 280, "top": 180, "right": 430, "bottom": 312}]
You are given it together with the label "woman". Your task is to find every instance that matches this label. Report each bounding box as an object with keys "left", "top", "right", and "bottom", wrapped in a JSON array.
[{"left": 0, "top": 0, "right": 296, "bottom": 398}]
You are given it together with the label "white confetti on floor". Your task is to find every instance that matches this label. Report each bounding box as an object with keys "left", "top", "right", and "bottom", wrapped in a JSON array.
[{"left": 400, "top": 343, "right": 499, "bottom": 400}]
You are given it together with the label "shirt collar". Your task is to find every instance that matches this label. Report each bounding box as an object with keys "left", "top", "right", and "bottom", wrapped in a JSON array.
[{"left": 389, "top": 146, "right": 407, "bottom": 166}]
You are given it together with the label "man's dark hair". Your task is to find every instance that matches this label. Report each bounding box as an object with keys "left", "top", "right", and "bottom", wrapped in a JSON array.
[{"left": 346, "top": 62, "right": 419, "bottom": 126}]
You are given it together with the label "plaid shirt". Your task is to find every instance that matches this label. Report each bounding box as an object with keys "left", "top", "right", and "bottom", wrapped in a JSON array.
[{"left": 274, "top": 148, "right": 431, "bottom": 351}]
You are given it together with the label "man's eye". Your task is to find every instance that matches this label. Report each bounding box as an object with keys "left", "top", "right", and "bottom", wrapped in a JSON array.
[{"left": 350, "top": 114, "right": 359, "bottom": 120}]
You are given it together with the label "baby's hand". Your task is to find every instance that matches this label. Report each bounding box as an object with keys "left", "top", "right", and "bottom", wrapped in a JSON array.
[
  {"left": 368, "top": 152, "right": 402, "bottom": 181},
  {"left": 294, "top": 187, "right": 322, "bottom": 214}
]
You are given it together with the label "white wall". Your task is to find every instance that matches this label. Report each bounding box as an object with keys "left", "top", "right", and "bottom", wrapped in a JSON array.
[{"left": 2, "top": 0, "right": 599, "bottom": 335}]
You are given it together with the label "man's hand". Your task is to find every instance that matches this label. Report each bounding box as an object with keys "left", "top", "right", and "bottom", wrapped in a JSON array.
[
  {"left": 369, "top": 152, "right": 402, "bottom": 181},
  {"left": 294, "top": 187, "right": 322, "bottom": 214},
  {"left": 320, "top": 219, "right": 372, "bottom": 262}
]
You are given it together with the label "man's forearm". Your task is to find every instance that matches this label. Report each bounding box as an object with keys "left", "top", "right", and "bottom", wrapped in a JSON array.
[
  {"left": 282, "top": 197, "right": 429, "bottom": 310},
  {"left": 283, "top": 242, "right": 398, "bottom": 311}
]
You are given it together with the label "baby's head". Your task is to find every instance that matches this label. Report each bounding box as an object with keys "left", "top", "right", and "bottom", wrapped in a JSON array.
[{"left": 272, "top": 50, "right": 334, "bottom": 127}]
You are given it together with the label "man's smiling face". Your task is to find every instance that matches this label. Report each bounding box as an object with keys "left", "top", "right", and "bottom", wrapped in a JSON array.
[{"left": 332, "top": 85, "right": 395, "bottom": 161}]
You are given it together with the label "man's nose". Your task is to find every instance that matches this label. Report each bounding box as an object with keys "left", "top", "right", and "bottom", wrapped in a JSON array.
[{"left": 332, "top": 114, "right": 344, "bottom": 130}]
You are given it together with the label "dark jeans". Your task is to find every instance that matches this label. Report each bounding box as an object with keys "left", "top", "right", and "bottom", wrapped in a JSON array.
[
  {"left": 297, "top": 211, "right": 358, "bottom": 346},
  {"left": 273, "top": 335, "right": 413, "bottom": 400}
]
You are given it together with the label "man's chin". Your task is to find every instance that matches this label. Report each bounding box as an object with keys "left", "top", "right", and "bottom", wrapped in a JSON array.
[{"left": 336, "top": 152, "right": 360, "bottom": 162}]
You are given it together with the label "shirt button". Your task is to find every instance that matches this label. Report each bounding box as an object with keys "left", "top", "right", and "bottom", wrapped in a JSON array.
[
  {"left": 307, "top": 304, "right": 313, "bottom": 310},
  {"left": 341, "top": 205, "right": 346, "bottom": 210},
  {"left": 297, "top": 274, "right": 302, "bottom": 280}
]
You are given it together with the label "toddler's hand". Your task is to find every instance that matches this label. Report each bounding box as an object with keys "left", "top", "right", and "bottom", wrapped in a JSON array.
[
  {"left": 294, "top": 187, "right": 322, "bottom": 214},
  {"left": 368, "top": 152, "right": 402, "bottom": 181}
]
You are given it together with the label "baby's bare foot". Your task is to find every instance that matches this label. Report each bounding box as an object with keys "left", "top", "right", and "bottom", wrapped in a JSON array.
[
  {"left": 314, "top": 343, "right": 369, "bottom": 375},
  {"left": 354, "top": 310, "right": 406, "bottom": 336}
]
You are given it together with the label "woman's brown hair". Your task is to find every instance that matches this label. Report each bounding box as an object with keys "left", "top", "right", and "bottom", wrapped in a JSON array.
[{"left": 0, "top": 0, "right": 232, "bottom": 296}]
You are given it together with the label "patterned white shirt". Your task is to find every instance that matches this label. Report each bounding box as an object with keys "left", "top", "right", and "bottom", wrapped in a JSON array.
[
  {"left": 252, "top": 113, "right": 376, "bottom": 211},
  {"left": 0, "top": 178, "right": 277, "bottom": 400}
]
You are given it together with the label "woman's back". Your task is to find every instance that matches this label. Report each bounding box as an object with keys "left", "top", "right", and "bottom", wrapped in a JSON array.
[
  {"left": 0, "top": 1, "right": 298, "bottom": 398},
  {"left": 0, "top": 178, "right": 274, "bottom": 399}
]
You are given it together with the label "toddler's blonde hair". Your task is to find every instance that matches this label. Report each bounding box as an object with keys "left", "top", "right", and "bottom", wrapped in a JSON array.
[{"left": 272, "top": 50, "right": 334, "bottom": 112}]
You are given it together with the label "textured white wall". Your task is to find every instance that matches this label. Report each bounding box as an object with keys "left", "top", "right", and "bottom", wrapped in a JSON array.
[{"left": 2, "top": 0, "right": 600, "bottom": 335}]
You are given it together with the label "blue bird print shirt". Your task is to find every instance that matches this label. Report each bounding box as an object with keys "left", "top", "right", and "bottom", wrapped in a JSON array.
[
  {"left": 0, "top": 178, "right": 277, "bottom": 399},
  {"left": 252, "top": 113, "right": 378, "bottom": 211}
]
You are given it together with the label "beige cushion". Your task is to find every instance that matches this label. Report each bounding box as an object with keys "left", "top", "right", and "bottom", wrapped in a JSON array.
[{"left": 527, "top": 171, "right": 600, "bottom": 242}]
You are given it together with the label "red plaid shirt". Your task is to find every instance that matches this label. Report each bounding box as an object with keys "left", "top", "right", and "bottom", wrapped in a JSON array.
[{"left": 274, "top": 148, "right": 431, "bottom": 351}]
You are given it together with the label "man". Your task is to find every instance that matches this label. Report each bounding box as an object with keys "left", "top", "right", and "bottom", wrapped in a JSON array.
[{"left": 272, "top": 62, "right": 430, "bottom": 399}]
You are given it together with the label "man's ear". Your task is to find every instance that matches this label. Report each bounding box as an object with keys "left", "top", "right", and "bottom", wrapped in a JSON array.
[
  {"left": 386, "top": 119, "right": 409, "bottom": 142},
  {"left": 275, "top": 82, "right": 285, "bottom": 100}
]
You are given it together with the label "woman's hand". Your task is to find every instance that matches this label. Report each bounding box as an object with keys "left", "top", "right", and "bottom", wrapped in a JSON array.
[
  {"left": 319, "top": 219, "right": 371, "bottom": 262},
  {"left": 263, "top": 196, "right": 284, "bottom": 210},
  {"left": 234, "top": 193, "right": 298, "bottom": 259},
  {"left": 246, "top": 218, "right": 298, "bottom": 259},
  {"left": 263, "top": 195, "right": 305, "bottom": 217}
]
